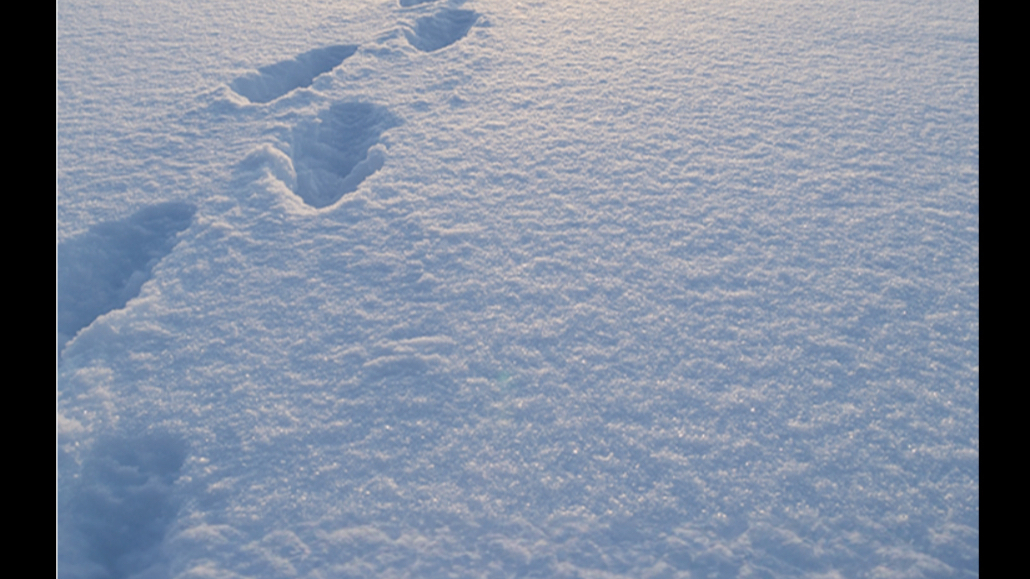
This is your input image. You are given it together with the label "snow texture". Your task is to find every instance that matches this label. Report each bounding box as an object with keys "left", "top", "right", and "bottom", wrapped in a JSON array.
[{"left": 58, "top": 0, "right": 978, "bottom": 578}]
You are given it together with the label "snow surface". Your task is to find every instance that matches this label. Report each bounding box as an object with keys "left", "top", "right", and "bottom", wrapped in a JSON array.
[{"left": 58, "top": 0, "right": 978, "bottom": 577}]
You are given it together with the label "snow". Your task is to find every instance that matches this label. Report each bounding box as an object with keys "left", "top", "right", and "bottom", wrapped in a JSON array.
[
  {"left": 57, "top": 0, "right": 978, "bottom": 577},
  {"left": 230, "top": 45, "right": 360, "bottom": 105}
]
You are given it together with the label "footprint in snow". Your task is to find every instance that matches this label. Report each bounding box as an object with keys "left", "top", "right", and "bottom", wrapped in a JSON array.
[
  {"left": 228, "top": 4, "right": 481, "bottom": 209},
  {"left": 398, "top": 0, "right": 441, "bottom": 7},
  {"left": 230, "top": 45, "right": 359, "bottom": 105},
  {"left": 58, "top": 202, "right": 195, "bottom": 352},
  {"left": 403, "top": 8, "right": 480, "bottom": 52},
  {"left": 59, "top": 433, "right": 188, "bottom": 579},
  {"left": 292, "top": 102, "right": 401, "bottom": 209}
]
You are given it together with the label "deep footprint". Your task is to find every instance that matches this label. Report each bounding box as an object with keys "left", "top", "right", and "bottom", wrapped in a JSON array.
[
  {"left": 58, "top": 202, "right": 195, "bottom": 350},
  {"left": 291, "top": 102, "right": 401, "bottom": 208},
  {"left": 405, "top": 9, "right": 479, "bottom": 52},
  {"left": 58, "top": 433, "right": 187, "bottom": 579},
  {"left": 231, "top": 45, "right": 358, "bottom": 104}
]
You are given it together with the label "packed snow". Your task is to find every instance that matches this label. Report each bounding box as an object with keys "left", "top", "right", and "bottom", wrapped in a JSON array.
[{"left": 57, "top": 0, "right": 978, "bottom": 577}]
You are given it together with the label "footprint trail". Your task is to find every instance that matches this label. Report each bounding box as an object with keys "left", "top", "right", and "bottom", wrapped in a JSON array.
[{"left": 227, "top": 4, "right": 481, "bottom": 208}]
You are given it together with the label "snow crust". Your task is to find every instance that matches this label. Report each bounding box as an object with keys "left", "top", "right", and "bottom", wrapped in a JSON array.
[{"left": 58, "top": 0, "right": 978, "bottom": 577}]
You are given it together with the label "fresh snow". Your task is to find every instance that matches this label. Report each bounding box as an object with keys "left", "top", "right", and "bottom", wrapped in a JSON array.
[{"left": 57, "top": 0, "right": 979, "bottom": 578}]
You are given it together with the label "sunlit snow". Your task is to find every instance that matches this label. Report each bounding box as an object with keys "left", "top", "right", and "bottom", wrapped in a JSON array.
[{"left": 58, "top": 1, "right": 978, "bottom": 577}]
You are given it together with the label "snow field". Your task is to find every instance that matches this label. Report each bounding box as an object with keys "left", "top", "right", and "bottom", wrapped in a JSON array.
[{"left": 58, "top": 0, "right": 977, "bottom": 577}]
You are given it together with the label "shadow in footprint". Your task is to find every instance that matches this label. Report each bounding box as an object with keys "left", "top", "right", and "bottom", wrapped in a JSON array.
[
  {"left": 399, "top": 0, "right": 440, "bottom": 6},
  {"left": 405, "top": 9, "right": 479, "bottom": 52},
  {"left": 58, "top": 433, "right": 188, "bottom": 579},
  {"left": 58, "top": 202, "right": 195, "bottom": 351},
  {"left": 231, "top": 45, "right": 358, "bottom": 104},
  {"left": 292, "top": 102, "right": 401, "bottom": 208}
]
